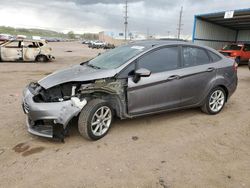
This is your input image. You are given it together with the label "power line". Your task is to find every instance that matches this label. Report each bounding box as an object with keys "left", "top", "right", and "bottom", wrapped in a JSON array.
[
  {"left": 124, "top": 0, "right": 128, "bottom": 41},
  {"left": 177, "top": 6, "right": 183, "bottom": 39}
]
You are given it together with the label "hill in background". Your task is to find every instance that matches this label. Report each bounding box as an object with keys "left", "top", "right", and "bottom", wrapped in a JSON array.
[{"left": 0, "top": 26, "right": 67, "bottom": 38}]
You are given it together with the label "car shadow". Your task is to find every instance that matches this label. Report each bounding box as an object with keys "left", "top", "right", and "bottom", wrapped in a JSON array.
[{"left": 68, "top": 107, "right": 203, "bottom": 139}]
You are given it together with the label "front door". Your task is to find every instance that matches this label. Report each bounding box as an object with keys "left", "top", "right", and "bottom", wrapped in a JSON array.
[
  {"left": 127, "top": 46, "right": 182, "bottom": 115},
  {"left": 1, "top": 41, "right": 22, "bottom": 61}
]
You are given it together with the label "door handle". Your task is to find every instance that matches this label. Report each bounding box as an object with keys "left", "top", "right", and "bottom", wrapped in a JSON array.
[
  {"left": 167, "top": 75, "right": 179, "bottom": 81},
  {"left": 206, "top": 67, "right": 215, "bottom": 72}
]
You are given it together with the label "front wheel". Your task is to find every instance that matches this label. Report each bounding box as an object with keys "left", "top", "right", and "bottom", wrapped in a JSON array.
[
  {"left": 201, "top": 87, "right": 226, "bottom": 115},
  {"left": 78, "top": 99, "right": 113, "bottom": 140},
  {"left": 36, "top": 55, "right": 48, "bottom": 62}
]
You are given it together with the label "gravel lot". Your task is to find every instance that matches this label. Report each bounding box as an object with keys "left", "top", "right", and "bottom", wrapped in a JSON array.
[{"left": 0, "top": 42, "right": 249, "bottom": 188}]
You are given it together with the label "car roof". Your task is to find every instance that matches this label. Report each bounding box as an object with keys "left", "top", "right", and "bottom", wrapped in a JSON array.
[
  {"left": 126, "top": 39, "right": 205, "bottom": 49},
  {"left": 127, "top": 39, "right": 185, "bottom": 47},
  {"left": 124, "top": 39, "right": 224, "bottom": 58}
]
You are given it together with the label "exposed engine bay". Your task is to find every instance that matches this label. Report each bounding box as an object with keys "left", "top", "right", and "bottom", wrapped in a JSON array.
[{"left": 28, "top": 78, "right": 128, "bottom": 119}]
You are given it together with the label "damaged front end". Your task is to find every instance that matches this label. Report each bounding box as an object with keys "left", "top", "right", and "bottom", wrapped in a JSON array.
[
  {"left": 22, "top": 78, "right": 127, "bottom": 141},
  {"left": 22, "top": 82, "right": 87, "bottom": 141}
]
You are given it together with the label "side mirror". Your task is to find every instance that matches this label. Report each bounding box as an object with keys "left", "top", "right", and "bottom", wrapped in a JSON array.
[{"left": 133, "top": 68, "right": 151, "bottom": 83}]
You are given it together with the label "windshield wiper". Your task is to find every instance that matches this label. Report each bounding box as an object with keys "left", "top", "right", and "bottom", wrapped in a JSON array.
[{"left": 87, "top": 63, "right": 101, "bottom": 69}]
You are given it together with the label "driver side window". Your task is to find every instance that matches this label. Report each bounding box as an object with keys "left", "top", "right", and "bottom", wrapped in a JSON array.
[{"left": 137, "top": 47, "right": 179, "bottom": 73}]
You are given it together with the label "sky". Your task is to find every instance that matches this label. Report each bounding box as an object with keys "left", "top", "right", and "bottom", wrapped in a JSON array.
[{"left": 0, "top": 0, "right": 250, "bottom": 38}]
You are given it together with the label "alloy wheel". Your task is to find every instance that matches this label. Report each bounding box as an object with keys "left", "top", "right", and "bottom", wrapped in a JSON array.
[
  {"left": 91, "top": 106, "right": 112, "bottom": 136},
  {"left": 209, "top": 90, "right": 225, "bottom": 113}
]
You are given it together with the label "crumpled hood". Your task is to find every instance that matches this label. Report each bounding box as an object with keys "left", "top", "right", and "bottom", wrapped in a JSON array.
[{"left": 38, "top": 64, "right": 117, "bottom": 89}]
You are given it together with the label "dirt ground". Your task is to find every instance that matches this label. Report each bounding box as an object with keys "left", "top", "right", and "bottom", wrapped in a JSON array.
[{"left": 0, "top": 42, "right": 249, "bottom": 188}]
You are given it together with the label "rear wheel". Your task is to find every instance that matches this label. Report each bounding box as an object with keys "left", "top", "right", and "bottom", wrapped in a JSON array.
[
  {"left": 78, "top": 99, "right": 113, "bottom": 140},
  {"left": 201, "top": 87, "right": 226, "bottom": 115}
]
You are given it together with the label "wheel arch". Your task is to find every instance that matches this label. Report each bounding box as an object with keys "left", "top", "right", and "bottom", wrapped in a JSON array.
[
  {"left": 81, "top": 91, "right": 127, "bottom": 119},
  {"left": 216, "top": 85, "right": 229, "bottom": 102}
]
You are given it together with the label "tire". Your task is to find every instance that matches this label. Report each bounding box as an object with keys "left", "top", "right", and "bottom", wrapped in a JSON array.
[
  {"left": 78, "top": 99, "right": 113, "bottom": 140},
  {"left": 36, "top": 55, "right": 48, "bottom": 62},
  {"left": 201, "top": 87, "right": 226, "bottom": 115}
]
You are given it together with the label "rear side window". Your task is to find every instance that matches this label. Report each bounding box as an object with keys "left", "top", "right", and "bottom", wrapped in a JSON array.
[
  {"left": 182, "top": 47, "right": 210, "bottom": 67},
  {"left": 208, "top": 51, "right": 222, "bottom": 62},
  {"left": 138, "top": 47, "right": 179, "bottom": 73}
]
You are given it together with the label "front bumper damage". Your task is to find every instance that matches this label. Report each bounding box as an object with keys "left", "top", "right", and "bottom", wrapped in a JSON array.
[
  {"left": 22, "top": 87, "right": 86, "bottom": 140},
  {"left": 47, "top": 54, "right": 55, "bottom": 61}
]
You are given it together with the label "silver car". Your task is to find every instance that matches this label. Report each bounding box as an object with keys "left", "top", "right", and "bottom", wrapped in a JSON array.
[{"left": 22, "top": 40, "right": 238, "bottom": 141}]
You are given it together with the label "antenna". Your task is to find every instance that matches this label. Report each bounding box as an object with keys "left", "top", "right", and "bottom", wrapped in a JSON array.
[
  {"left": 124, "top": 0, "right": 128, "bottom": 41},
  {"left": 177, "top": 6, "right": 183, "bottom": 39}
]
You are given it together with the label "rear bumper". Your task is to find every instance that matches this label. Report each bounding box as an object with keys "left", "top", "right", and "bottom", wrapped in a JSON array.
[
  {"left": 22, "top": 87, "right": 86, "bottom": 138},
  {"left": 227, "top": 75, "right": 238, "bottom": 99}
]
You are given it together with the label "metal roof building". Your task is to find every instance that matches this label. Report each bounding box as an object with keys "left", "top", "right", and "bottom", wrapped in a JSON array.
[{"left": 192, "top": 8, "right": 250, "bottom": 49}]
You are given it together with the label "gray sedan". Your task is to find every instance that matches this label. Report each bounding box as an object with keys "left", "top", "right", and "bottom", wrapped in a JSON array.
[{"left": 22, "top": 40, "right": 238, "bottom": 141}]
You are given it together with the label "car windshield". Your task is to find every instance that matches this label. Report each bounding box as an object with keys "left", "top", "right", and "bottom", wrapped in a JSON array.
[
  {"left": 222, "top": 44, "right": 242, "bottom": 50},
  {"left": 87, "top": 45, "right": 146, "bottom": 69}
]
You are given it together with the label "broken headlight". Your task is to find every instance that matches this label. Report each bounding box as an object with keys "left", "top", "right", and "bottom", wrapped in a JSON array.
[{"left": 32, "top": 83, "right": 79, "bottom": 103}]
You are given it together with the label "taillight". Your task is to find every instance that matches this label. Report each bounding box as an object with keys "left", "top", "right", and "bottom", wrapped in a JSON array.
[{"left": 233, "top": 62, "right": 238, "bottom": 72}]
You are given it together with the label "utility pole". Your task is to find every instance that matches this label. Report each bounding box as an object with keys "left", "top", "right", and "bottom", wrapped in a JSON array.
[
  {"left": 147, "top": 28, "right": 149, "bottom": 39},
  {"left": 124, "top": 0, "right": 128, "bottom": 41},
  {"left": 177, "top": 6, "right": 183, "bottom": 39},
  {"left": 167, "top": 31, "right": 170, "bottom": 38}
]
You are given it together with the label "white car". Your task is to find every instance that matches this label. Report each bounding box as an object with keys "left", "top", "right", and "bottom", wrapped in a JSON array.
[
  {"left": 0, "top": 39, "right": 54, "bottom": 62},
  {"left": 89, "top": 41, "right": 106, "bottom": 49}
]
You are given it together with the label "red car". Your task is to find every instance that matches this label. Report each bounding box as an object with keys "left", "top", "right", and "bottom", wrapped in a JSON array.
[{"left": 219, "top": 43, "right": 250, "bottom": 65}]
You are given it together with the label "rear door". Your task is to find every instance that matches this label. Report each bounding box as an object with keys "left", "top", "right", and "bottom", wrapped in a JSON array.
[
  {"left": 0, "top": 41, "right": 22, "bottom": 61},
  {"left": 127, "top": 46, "right": 182, "bottom": 115},
  {"left": 178, "top": 46, "right": 217, "bottom": 107}
]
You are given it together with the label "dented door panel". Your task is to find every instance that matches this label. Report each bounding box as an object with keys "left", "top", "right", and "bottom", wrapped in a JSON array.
[
  {"left": 23, "top": 47, "right": 40, "bottom": 61},
  {"left": 22, "top": 42, "right": 40, "bottom": 61}
]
